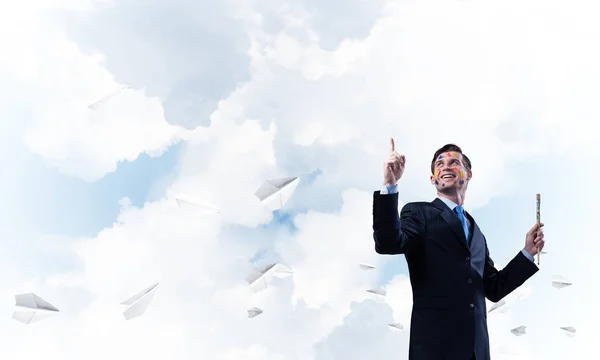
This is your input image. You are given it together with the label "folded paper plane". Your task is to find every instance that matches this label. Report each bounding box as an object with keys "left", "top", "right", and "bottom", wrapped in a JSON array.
[
  {"left": 552, "top": 275, "right": 572, "bottom": 289},
  {"left": 366, "top": 288, "right": 387, "bottom": 301},
  {"left": 88, "top": 85, "right": 130, "bottom": 110},
  {"left": 388, "top": 323, "right": 403, "bottom": 331},
  {"left": 12, "top": 293, "right": 59, "bottom": 324},
  {"left": 510, "top": 326, "right": 527, "bottom": 336},
  {"left": 255, "top": 177, "right": 299, "bottom": 211},
  {"left": 247, "top": 307, "right": 263, "bottom": 318},
  {"left": 246, "top": 263, "right": 293, "bottom": 293},
  {"left": 488, "top": 299, "right": 507, "bottom": 314},
  {"left": 560, "top": 326, "right": 576, "bottom": 337},
  {"left": 121, "top": 282, "right": 159, "bottom": 320}
]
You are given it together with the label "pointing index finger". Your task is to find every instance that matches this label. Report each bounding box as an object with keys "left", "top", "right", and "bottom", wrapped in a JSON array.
[{"left": 390, "top": 137, "right": 395, "bottom": 153}]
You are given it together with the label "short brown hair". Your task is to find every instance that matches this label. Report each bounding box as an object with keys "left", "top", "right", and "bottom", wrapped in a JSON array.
[{"left": 430, "top": 144, "right": 472, "bottom": 174}]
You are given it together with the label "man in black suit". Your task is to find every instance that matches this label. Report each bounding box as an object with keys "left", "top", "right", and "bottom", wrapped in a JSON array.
[{"left": 372, "top": 140, "right": 545, "bottom": 360}]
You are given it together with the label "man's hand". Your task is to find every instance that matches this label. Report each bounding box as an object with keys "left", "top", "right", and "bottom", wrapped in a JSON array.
[
  {"left": 383, "top": 137, "right": 406, "bottom": 186},
  {"left": 524, "top": 222, "right": 545, "bottom": 257}
]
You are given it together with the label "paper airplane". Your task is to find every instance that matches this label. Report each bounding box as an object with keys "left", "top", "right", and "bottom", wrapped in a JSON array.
[
  {"left": 246, "top": 263, "right": 293, "bottom": 293},
  {"left": 175, "top": 198, "right": 220, "bottom": 215},
  {"left": 12, "top": 293, "right": 60, "bottom": 324},
  {"left": 120, "top": 282, "right": 159, "bottom": 320},
  {"left": 255, "top": 177, "right": 299, "bottom": 211},
  {"left": 359, "top": 263, "right": 375, "bottom": 270},
  {"left": 488, "top": 299, "right": 507, "bottom": 314},
  {"left": 388, "top": 323, "right": 404, "bottom": 331},
  {"left": 487, "top": 285, "right": 531, "bottom": 315},
  {"left": 552, "top": 275, "right": 572, "bottom": 289},
  {"left": 560, "top": 326, "right": 576, "bottom": 337},
  {"left": 88, "top": 85, "right": 130, "bottom": 110},
  {"left": 247, "top": 307, "right": 263, "bottom": 318},
  {"left": 488, "top": 288, "right": 529, "bottom": 314},
  {"left": 366, "top": 288, "right": 386, "bottom": 301},
  {"left": 510, "top": 326, "right": 527, "bottom": 336}
]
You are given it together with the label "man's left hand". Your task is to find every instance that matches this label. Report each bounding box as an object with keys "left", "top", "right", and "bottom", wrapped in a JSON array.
[{"left": 524, "top": 222, "right": 545, "bottom": 257}]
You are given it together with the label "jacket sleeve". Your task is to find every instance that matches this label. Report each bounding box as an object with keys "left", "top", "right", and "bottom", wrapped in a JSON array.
[
  {"left": 482, "top": 240, "right": 539, "bottom": 302},
  {"left": 372, "top": 191, "right": 426, "bottom": 255}
]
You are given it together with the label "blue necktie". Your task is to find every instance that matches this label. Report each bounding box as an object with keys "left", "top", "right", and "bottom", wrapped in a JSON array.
[{"left": 454, "top": 206, "right": 470, "bottom": 244}]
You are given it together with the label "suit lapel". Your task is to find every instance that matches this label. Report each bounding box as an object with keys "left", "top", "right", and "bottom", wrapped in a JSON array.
[
  {"left": 465, "top": 210, "right": 487, "bottom": 277},
  {"left": 465, "top": 211, "right": 484, "bottom": 246},
  {"left": 465, "top": 211, "right": 476, "bottom": 247},
  {"left": 432, "top": 198, "right": 469, "bottom": 252}
]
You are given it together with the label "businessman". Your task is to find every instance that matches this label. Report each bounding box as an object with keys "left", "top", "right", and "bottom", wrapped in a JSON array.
[{"left": 372, "top": 140, "right": 545, "bottom": 360}]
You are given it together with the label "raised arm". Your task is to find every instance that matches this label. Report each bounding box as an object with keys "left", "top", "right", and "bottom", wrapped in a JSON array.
[
  {"left": 373, "top": 137, "right": 424, "bottom": 254},
  {"left": 372, "top": 191, "right": 425, "bottom": 254}
]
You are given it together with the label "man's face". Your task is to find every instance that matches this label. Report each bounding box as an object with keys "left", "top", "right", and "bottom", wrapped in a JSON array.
[{"left": 430, "top": 151, "right": 472, "bottom": 191}]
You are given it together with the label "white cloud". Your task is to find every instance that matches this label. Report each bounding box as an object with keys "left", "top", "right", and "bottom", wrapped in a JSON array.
[
  {"left": 22, "top": 31, "right": 187, "bottom": 181},
  {"left": 280, "top": 189, "right": 382, "bottom": 309},
  {"left": 2, "top": 0, "right": 598, "bottom": 359},
  {"left": 1, "top": 1, "right": 188, "bottom": 182}
]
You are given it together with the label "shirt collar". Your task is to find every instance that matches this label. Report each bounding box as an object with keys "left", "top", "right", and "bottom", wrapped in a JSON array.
[{"left": 437, "top": 195, "right": 459, "bottom": 211}]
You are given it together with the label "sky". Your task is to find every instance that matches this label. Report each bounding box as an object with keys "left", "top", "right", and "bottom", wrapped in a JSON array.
[{"left": 0, "top": 0, "right": 598, "bottom": 359}]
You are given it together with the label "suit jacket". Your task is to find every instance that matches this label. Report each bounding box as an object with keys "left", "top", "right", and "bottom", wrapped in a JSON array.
[{"left": 372, "top": 191, "right": 538, "bottom": 360}]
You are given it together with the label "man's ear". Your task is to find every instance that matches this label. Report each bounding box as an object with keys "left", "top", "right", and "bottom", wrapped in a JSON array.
[
  {"left": 466, "top": 170, "right": 472, "bottom": 180},
  {"left": 430, "top": 174, "right": 437, "bottom": 185}
]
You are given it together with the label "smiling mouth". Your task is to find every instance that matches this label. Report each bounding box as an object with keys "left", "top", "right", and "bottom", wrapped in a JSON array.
[{"left": 441, "top": 174, "right": 456, "bottom": 180}]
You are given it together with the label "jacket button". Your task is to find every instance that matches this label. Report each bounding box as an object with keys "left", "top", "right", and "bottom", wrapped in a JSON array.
[
  {"left": 468, "top": 278, "right": 473, "bottom": 284},
  {"left": 470, "top": 303, "right": 474, "bottom": 308},
  {"left": 466, "top": 256, "right": 470, "bottom": 262}
]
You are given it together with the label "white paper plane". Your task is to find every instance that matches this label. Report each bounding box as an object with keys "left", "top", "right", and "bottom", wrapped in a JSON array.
[
  {"left": 488, "top": 299, "right": 507, "bottom": 314},
  {"left": 12, "top": 293, "right": 60, "bottom": 325},
  {"left": 366, "top": 288, "right": 386, "bottom": 296},
  {"left": 88, "top": 85, "right": 130, "bottom": 110},
  {"left": 359, "top": 263, "right": 375, "bottom": 270},
  {"left": 560, "top": 326, "right": 576, "bottom": 337},
  {"left": 121, "top": 282, "right": 159, "bottom": 320},
  {"left": 388, "top": 323, "right": 404, "bottom": 331},
  {"left": 11, "top": 311, "right": 55, "bottom": 324},
  {"left": 487, "top": 285, "right": 531, "bottom": 315},
  {"left": 552, "top": 275, "right": 572, "bottom": 289},
  {"left": 510, "top": 326, "right": 527, "bottom": 336},
  {"left": 247, "top": 307, "right": 263, "bottom": 318},
  {"left": 15, "top": 293, "right": 59, "bottom": 311},
  {"left": 366, "top": 288, "right": 387, "bottom": 301},
  {"left": 255, "top": 177, "right": 299, "bottom": 211},
  {"left": 246, "top": 263, "right": 293, "bottom": 293},
  {"left": 175, "top": 198, "right": 220, "bottom": 215}
]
